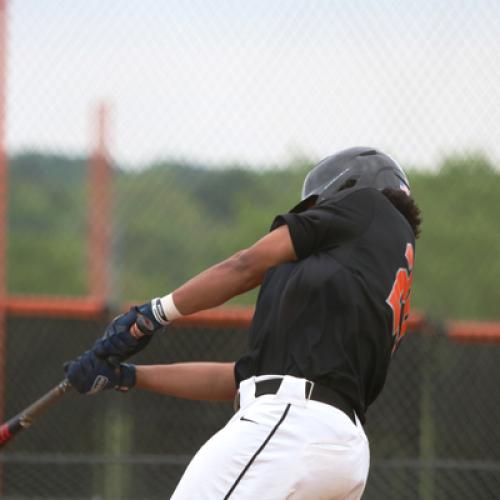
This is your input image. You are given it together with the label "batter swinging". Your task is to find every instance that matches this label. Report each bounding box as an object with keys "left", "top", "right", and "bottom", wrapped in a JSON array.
[{"left": 66, "top": 147, "right": 422, "bottom": 499}]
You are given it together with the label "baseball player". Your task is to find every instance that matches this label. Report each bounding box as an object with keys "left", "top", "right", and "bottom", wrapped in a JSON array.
[{"left": 66, "top": 147, "right": 422, "bottom": 499}]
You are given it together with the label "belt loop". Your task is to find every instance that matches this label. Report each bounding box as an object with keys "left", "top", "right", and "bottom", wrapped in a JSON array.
[
  {"left": 233, "top": 389, "right": 241, "bottom": 412},
  {"left": 306, "top": 380, "right": 315, "bottom": 400}
]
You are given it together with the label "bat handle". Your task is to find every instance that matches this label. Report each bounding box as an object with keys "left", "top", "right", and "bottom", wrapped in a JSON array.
[{"left": 107, "top": 314, "right": 155, "bottom": 367}]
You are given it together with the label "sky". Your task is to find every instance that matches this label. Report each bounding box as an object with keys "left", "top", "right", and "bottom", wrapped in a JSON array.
[{"left": 5, "top": 0, "right": 500, "bottom": 169}]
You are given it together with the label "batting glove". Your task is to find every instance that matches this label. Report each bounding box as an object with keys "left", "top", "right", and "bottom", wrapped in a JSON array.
[
  {"left": 93, "top": 301, "right": 167, "bottom": 362},
  {"left": 65, "top": 351, "right": 136, "bottom": 395}
]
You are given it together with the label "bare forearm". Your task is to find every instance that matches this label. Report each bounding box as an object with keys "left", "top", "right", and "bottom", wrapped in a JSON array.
[
  {"left": 135, "top": 362, "right": 237, "bottom": 401},
  {"left": 156, "top": 226, "right": 296, "bottom": 319},
  {"left": 172, "top": 253, "right": 262, "bottom": 315}
]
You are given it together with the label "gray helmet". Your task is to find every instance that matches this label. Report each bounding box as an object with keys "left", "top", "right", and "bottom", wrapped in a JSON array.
[{"left": 291, "top": 147, "right": 410, "bottom": 213}]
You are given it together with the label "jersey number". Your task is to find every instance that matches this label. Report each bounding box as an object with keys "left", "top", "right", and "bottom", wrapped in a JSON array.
[{"left": 386, "top": 243, "right": 414, "bottom": 353}]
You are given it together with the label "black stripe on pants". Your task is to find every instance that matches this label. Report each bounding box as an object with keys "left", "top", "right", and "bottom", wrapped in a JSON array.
[{"left": 224, "top": 403, "right": 292, "bottom": 499}]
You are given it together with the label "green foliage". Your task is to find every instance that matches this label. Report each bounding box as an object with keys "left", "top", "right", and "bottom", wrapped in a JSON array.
[
  {"left": 8, "top": 153, "right": 87, "bottom": 295},
  {"left": 6, "top": 151, "right": 500, "bottom": 320},
  {"left": 409, "top": 153, "right": 500, "bottom": 320}
]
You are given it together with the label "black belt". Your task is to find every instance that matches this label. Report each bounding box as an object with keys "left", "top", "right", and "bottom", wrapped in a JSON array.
[{"left": 254, "top": 378, "right": 356, "bottom": 424}]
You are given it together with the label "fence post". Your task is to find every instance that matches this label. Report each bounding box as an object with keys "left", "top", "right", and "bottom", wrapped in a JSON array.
[
  {"left": 0, "top": 1, "right": 8, "bottom": 496},
  {"left": 88, "top": 103, "right": 112, "bottom": 303},
  {"left": 419, "top": 333, "right": 436, "bottom": 499},
  {"left": 0, "top": 0, "right": 7, "bottom": 427}
]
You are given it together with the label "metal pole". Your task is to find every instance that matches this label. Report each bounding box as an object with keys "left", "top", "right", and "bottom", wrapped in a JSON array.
[
  {"left": 88, "top": 103, "right": 111, "bottom": 304},
  {"left": 0, "top": 1, "right": 8, "bottom": 496},
  {"left": 0, "top": 0, "right": 9, "bottom": 427}
]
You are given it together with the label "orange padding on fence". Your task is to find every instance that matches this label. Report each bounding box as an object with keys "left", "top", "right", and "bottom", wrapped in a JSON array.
[
  {"left": 447, "top": 321, "right": 500, "bottom": 343},
  {"left": 3, "top": 295, "right": 107, "bottom": 319},
  {"left": 174, "top": 307, "right": 255, "bottom": 327},
  {"left": 2, "top": 294, "right": 427, "bottom": 329},
  {"left": 4, "top": 295, "right": 500, "bottom": 342},
  {"left": 176, "top": 309, "right": 429, "bottom": 329}
]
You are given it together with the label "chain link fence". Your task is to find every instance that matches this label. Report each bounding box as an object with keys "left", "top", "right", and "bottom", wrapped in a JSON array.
[
  {"left": 8, "top": 1, "right": 500, "bottom": 167},
  {"left": 1, "top": 1, "right": 500, "bottom": 499},
  {"left": 2, "top": 318, "right": 500, "bottom": 499}
]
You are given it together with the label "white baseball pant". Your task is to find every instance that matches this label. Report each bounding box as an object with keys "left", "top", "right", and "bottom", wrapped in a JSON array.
[{"left": 171, "top": 375, "right": 369, "bottom": 499}]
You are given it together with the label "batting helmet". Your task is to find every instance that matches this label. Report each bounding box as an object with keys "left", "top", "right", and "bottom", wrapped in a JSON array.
[{"left": 291, "top": 147, "right": 411, "bottom": 213}]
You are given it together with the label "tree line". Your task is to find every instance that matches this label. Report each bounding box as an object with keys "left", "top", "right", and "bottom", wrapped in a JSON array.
[{"left": 7, "top": 151, "right": 500, "bottom": 320}]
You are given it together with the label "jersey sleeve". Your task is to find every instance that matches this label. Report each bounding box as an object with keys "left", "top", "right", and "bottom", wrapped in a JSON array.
[{"left": 271, "top": 189, "right": 375, "bottom": 259}]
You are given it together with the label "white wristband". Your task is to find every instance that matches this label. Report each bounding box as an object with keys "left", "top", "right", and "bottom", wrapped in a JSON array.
[{"left": 151, "top": 293, "right": 183, "bottom": 324}]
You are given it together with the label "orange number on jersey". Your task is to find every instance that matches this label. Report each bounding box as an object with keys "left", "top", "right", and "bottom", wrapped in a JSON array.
[{"left": 386, "top": 243, "right": 414, "bottom": 353}]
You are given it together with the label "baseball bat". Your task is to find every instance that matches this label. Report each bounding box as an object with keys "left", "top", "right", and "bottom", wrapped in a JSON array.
[
  {"left": 0, "top": 378, "right": 72, "bottom": 449},
  {"left": 0, "top": 313, "right": 153, "bottom": 450}
]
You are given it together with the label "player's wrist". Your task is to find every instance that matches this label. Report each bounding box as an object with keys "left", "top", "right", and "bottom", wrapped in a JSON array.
[
  {"left": 116, "top": 363, "right": 136, "bottom": 392},
  {"left": 130, "top": 294, "right": 183, "bottom": 339},
  {"left": 150, "top": 294, "right": 183, "bottom": 325},
  {"left": 136, "top": 302, "right": 164, "bottom": 330}
]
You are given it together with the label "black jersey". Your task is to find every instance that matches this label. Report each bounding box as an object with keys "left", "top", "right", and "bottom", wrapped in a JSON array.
[{"left": 235, "top": 188, "right": 416, "bottom": 422}]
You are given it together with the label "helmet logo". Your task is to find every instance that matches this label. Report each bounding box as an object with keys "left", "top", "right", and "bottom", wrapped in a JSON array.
[{"left": 399, "top": 182, "right": 411, "bottom": 196}]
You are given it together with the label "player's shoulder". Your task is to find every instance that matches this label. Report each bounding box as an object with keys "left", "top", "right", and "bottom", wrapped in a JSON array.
[
  {"left": 329, "top": 186, "right": 407, "bottom": 216},
  {"left": 316, "top": 186, "right": 379, "bottom": 212},
  {"left": 318, "top": 187, "right": 411, "bottom": 233}
]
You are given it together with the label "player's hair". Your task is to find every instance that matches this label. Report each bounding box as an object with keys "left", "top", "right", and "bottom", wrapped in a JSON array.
[{"left": 382, "top": 188, "right": 422, "bottom": 238}]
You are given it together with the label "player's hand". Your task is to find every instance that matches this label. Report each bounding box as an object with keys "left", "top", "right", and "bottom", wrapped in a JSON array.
[
  {"left": 64, "top": 351, "right": 136, "bottom": 395},
  {"left": 92, "top": 303, "right": 165, "bottom": 362}
]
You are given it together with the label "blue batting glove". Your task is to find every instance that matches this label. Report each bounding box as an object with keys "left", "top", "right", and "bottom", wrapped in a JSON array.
[
  {"left": 93, "top": 302, "right": 166, "bottom": 362},
  {"left": 65, "top": 351, "right": 136, "bottom": 395}
]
